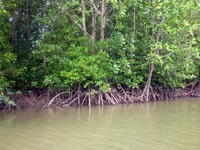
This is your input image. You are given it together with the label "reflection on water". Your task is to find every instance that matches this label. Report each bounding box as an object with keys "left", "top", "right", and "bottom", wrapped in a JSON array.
[{"left": 0, "top": 98, "right": 200, "bottom": 150}]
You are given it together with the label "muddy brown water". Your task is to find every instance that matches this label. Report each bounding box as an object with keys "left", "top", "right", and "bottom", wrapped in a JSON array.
[{"left": 0, "top": 98, "right": 200, "bottom": 150}]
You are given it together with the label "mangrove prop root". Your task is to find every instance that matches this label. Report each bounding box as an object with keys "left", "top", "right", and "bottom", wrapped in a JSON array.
[
  {"left": 8, "top": 84, "right": 200, "bottom": 109},
  {"left": 46, "top": 92, "right": 69, "bottom": 107}
]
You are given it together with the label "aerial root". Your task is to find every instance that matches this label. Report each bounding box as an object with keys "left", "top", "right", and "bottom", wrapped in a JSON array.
[{"left": 10, "top": 85, "right": 200, "bottom": 109}]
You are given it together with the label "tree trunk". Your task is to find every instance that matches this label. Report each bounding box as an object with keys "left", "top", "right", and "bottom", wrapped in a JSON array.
[
  {"left": 140, "top": 15, "right": 165, "bottom": 101},
  {"left": 100, "top": 0, "right": 107, "bottom": 41},
  {"left": 12, "top": 15, "right": 16, "bottom": 51},
  {"left": 133, "top": 8, "right": 136, "bottom": 39},
  {"left": 81, "top": 0, "right": 87, "bottom": 36},
  {"left": 90, "top": 0, "right": 98, "bottom": 45},
  {"left": 141, "top": 63, "right": 155, "bottom": 101}
]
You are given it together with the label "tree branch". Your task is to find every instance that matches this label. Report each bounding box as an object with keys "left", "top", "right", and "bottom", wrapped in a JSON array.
[
  {"left": 66, "top": 12, "right": 91, "bottom": 37},
  {"left": 90, "top": 0, "right": 101, "bottom": 15}
]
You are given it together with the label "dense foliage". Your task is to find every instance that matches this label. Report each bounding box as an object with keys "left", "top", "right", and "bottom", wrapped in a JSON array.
[{"left": 0, "top": 0, "right": 199, "bottom": 105}]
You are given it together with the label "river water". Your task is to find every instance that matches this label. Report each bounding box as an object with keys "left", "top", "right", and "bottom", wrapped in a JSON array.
[{"left": 0, "top": 98, "right": 200, "bottom": 150}]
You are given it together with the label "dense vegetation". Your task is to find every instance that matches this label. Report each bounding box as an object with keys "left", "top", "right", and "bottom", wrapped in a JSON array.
[{"left": 0, "top": 0, "right": 200, "bottom": 107}]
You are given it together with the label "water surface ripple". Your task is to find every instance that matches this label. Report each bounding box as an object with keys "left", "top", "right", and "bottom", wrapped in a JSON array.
[{"left": 0, "top": 98, "right": 200, "bottom": 150}]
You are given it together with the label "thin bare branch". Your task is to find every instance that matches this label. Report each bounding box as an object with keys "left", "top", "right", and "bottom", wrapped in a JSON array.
[
  {"left": 66, "top": 12, "right": 91, "bottom": 37},
  {"left": 90, "top": 0, "right": 101, "bottom": 14}
]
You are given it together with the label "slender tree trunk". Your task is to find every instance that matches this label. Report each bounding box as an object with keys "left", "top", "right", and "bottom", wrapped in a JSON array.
[
  {"left": 81, "top": 0, "right": 87, "bottom": 36},
  {"left": 100, "top": 0, "right": 107, "bottom": 41},
  {"left": 133, "top": 8, "right": 136, "bottom": 39},
  {"left": 141, "top": 63, "right": 155, "bottom": 101},
  {"left": 90, "top": 0, "right": 98, "bottom": 44},
  {"left": 66, "top": 1, "right": 90, "bottom": 37},
  {"left": 12, "top": 16, "right": 16, "bottom": 51},
  {"left": 141, "top": 15, "right": 165, "bottom": 101}
]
